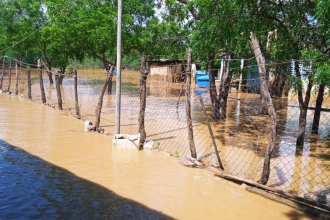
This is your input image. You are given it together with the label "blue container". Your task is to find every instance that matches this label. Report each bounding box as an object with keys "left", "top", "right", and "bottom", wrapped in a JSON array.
[
  {"left": 113, "top": 69, "right": 117, "bottom": 75},
  {"left": 195, "top": 70, "right": 208, "bottom": 80},
  {"left": 196, "top": 75, "right": 217, "bottom": 87}
]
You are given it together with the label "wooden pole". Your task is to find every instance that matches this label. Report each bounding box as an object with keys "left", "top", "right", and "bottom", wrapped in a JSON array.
[
  {"left": 0, "top": 57, "right": 5, "bottom": 90},
  {"left": 27, "top": 69, "right": 32, "bottom": 100},
  {"left": 199, "top": 96, "right": 224, "bottom": 170},
  {"left": 185, "top": 48, "right": 197, "bottom": 158},
  {"left": 7, "top": 60, "right": 12, "bottom": 92},
  {"left": 55, "top": 70, "right": 63, "bottom": 110},
  {"left": 15, "top": 62, "right": 19, "bottom": 95},
  {"left": 215, "top": 172, "right": 330, "bottom": 213},
  {"left": 138, "top": 56, "right": 150, "bottom": 149},
  {"left": 74, "top": 68, "right": 80, "bottom": 117},
  {"left": 38, "top": 59, "right": 46, "bottom": 104}
]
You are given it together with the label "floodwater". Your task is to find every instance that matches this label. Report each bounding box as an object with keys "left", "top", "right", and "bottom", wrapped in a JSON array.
[{"left": 0, "top": 94, "right": 317, "bottom": 219}]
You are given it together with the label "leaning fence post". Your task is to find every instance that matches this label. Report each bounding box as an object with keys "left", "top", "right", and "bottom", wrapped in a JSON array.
[
  {"left": 7, "top": 60, "right": 12, "bottom": 92},
  {"left": 74, "top": 68, "right": 80, "bottom": 117},
  {"left": 185, "top": 48, "right": 197, "bottom": 159},
  {"left": 38, "top": 59, "right": 46, "bottom": 104},
  {"left": 55, "top": 70, "right": 63, "bottom": 110},
  {"left": 199, "top": 95, "right": 224, "bottom": 170},
  {"left": 27, "top": 68, "right": 32, "bottom": 100},
  {"left": 15, "top": 62, "right": 19, "bottom": 95},
  {"left": 0, "top": 57, "right": 5, "bottom": 90}
]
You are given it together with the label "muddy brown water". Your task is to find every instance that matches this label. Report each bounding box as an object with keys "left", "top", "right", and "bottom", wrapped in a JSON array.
[
  {"left": 0, "top": 93, "right": 318, "bottom": 219},
  {"left": 2, "top": 70, "right": 330, "bottom": 204}
]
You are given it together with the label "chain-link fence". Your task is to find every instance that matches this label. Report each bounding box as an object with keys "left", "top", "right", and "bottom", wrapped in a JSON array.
[{"left": 1, "top": 56, "right": 330, "bottom": 213}]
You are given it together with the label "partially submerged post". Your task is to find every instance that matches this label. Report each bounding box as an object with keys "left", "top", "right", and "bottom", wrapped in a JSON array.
[
  {"left": 0, "top": 57, "right": 5, "bottom": 90},
  {"left": 74, "top": 68, "right": 80, "bottom": 117},
  {"left": 55, "top": 70, "right": 63, "bottom": 110},
  {"left": 138, "top": 56, "right": 150, "bottom": 149},
  {"left": 15, "top": 62, "right": 19, "bottom": 95},
  {"left": 185, "top": 48, "right": 197, "bottom": 159},
  {"left": 27, "top": 68, "right": 32, "bottom": 100},
  {"left": 199, "top": 96, "right": 224, "bottom": 170},
  {"left": 7, "top": 60, "right": 12, "bottom": 92},
  {"left": 38, "top": 59, "right": 46, "bottom": 104}
]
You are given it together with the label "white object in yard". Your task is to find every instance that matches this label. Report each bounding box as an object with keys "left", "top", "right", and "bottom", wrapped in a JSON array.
[
  {"left": 84, "top": 120, "right": 95, "bottom": 132},
  {"left": 143, "top": 141, "right": 154, "bottom": 150},
  {"left": 178, "top": 156, "right": 205, "bottom": 168},
  {"left": 112, "top": 133, "right": 140, "bottom": 150}
]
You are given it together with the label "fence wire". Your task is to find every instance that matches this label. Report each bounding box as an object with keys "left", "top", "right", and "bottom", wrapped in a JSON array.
[{"left": 1, "top": 60, "right": 330, "bottom": 212}]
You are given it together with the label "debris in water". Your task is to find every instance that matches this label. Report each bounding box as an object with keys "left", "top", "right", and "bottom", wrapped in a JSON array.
[
  {"left": 84, "top": 120, "right": 96, "bottom": 132},
  {"left": 144, "top": 141, "right": 154, "bottom": 150},
  {"left": 112, "top": 134, "right": 140, "bottom": 150},
  {"left": 178, "top": 156, "right": 205, "bottom": 168},
  {"left": 97, "top": 128, "right": 104, "bottom": 134}
]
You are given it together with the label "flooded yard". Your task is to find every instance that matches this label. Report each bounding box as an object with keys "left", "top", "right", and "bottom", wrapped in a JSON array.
[
  {"left": 1, "top": 69, "right": 330, "bottom": 211},
  {"left": 2, "top": 90, "right": 324, "bottom": 219}
]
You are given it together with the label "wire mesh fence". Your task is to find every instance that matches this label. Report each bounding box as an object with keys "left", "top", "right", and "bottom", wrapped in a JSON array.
[{"left": 1, "top": 57, "right": 330, "bottom": 212}]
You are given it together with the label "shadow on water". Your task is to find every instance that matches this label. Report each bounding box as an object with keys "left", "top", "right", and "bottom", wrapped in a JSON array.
[{"left": 0, "top": 140, "right": 172, "bottom": 220}]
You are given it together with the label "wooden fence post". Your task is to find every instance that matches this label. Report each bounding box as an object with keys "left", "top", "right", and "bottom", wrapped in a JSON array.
[
  {"left": 74, "top": 68, "right": 80, "bottom": 117},
  {"left": 55, "top": 70, "right": 63, "bottom": 110},
  {"left": 7, "top": 60, "right": 12, "bottom": 92},
  {"left": 186, "top": 48, "right": 197, "bottom": 159},
  {"left": 15, "top": 62, "right": 19, "bottom": 95},
  {"left": 0, "top": 57, "right": 4, "bottom": 90},
  {"left": 138, "top": 56, "right": 150, "bottom": 149},
  {"left": 27, "top": 68, "right": 32, "bottom": 100},
  {"left": 199, "top": 96, "right": 224, "bottom": 170},
  {"left": 38, "top": 59, "right": 46, "bottom": 104}
]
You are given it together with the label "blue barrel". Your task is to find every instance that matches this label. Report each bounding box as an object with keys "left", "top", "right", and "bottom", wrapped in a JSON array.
[
  {"left": 113, "top": 69, "right": 117, "bottom": 75},
  {"left": 196, "top": 75, "right": 218, "bottom": 87},
  {"left": 195, "top": 70, "right": 208, "bottom": 80}
]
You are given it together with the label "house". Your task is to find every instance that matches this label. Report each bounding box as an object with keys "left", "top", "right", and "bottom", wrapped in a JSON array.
[{"left": 147, "top": 59, "right": 185, "bottom": 83}]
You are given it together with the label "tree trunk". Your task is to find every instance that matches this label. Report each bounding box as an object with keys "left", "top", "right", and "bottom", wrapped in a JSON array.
[
  {"left": 0, "top": 57, "right": 4, "bottom": 90},
  {"left": 277, "top": 73, "right": 287, "bottom": 97},
  {"left": 185, "top": 48, "right": 197, "bottom": 158},
  {"left": 27, "top": 69, "right": 32, "bottom": 100},
  {"left": 312, "top": 84, "right": 325, "bottom": 134},
  {"left": 295, "top": 62, "right": 314, "bottom": 148},
  {"left": 15, "top": 62, "right": 19, "bottom": 95},
  {"left": 43, "top": 50, "right": 54, "bottom": 84},
  {"left": 95, "top": 64, "right": 115, "bottom": 128},
  {"left": 7, "top": 62, "right": 12, "bottom": 92},
  {"left": 208, "top": 56, "right": 220, "bottom": 119},
  {"left": 250, "top": 32, "right": 277, "bottom": 185},
  {"left": 47, "top": 71, "right": 54, "bottom": 84},
  {"left": 241, "top": 58, "right": 249, "bottom": 93},
  {"left": 55, "top": 70, "right": 63, "bottom": 110},
  {"left": 107, "top": 75, "right": 113, "bottom": 94},
  {"left": 74, "top": 68, "right": 80, "bottom": 117},
  {"left": 219, "top": 56, "right": 232, "bottom": 119},
  {"left": 59, "top": 74, "right": 65, "bottom": 85},
  {"left": 138, "top": 56, "right": 150, "bottom": 149},
  {"left": 39, "top": 69, "right": 46, "bottom": 104}
]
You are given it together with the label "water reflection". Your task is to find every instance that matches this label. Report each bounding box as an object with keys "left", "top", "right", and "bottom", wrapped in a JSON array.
[{"left": 0, "top": 140, "right": 172, "bottom": 220}]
